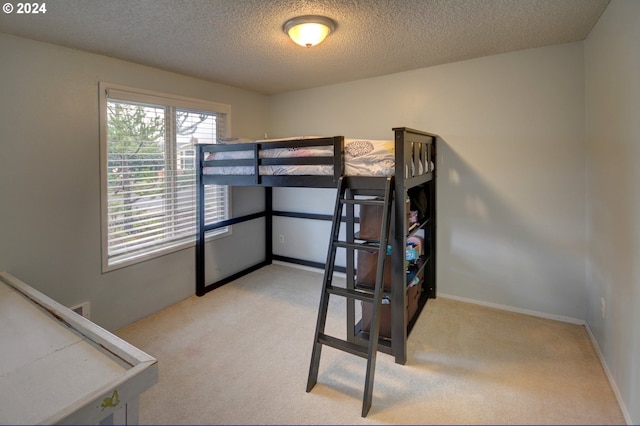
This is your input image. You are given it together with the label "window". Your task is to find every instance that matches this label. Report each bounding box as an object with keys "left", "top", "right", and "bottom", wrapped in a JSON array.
[{"left": 100, "top": 83, "right": 231, "bottom": 271}]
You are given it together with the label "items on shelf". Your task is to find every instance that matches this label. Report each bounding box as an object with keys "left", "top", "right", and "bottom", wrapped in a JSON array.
[{"left": 358, "top": 188, "right": 428, "bottom": 340}]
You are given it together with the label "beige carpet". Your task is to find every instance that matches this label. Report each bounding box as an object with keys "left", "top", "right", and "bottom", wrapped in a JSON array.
[{"left": 117, "top": 264, "right": 625, "bottom": 425}]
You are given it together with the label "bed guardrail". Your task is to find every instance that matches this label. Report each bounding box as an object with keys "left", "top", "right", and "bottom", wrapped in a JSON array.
[{"left": 197, "top": 136, "right": 344, "bottom": 187}]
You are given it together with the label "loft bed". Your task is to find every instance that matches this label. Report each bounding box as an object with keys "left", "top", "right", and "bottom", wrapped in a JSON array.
[{"left": 195, "top": 127, "right": 437, "bottom": 365}]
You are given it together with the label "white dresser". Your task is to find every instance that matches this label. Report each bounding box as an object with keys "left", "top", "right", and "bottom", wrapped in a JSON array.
[{"left": 0, "top": 272, "right": 158, "bottom": 425}]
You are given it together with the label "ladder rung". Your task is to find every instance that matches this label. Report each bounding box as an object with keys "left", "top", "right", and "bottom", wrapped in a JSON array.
[
  {"left": 341, "top": 198, "right": 385, "bottom": 206},
  {"left": 334, "top": 241, "right": 381, "bottom": 252},
  {"left": 353, "top": 330, "right": 393, "bottom": 352},
  {"left": 355, "top": 284, "right": 391, "bottom": 297},
  {"left": 318, "top": 333, "right": 368, "bottom": 359},
  {"left": 354, "top": 232, "right": 381, "bottom": 243},
  {"left": 327, "top": 285, "right": 375, "bottom": 302}
]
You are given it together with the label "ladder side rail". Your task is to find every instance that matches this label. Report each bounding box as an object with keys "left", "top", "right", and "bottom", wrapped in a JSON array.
[
  {"left": 306, "top": 177, "right": 347, "bottom": 392},
  {"left": 346, "top": 186, "right": 357, "bottom": 342},
  {"left": 361, "top": 176, "right": 394, "bottom": 416}
]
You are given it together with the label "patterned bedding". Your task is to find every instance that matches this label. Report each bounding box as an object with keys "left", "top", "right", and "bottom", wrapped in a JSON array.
[{"left": 203, "top": 138, "right": 396, "bottom": 176}]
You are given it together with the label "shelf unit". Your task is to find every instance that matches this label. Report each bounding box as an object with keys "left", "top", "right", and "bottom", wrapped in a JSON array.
[{"left": 345, "top": 174, "right": 436, "bottom": 365}]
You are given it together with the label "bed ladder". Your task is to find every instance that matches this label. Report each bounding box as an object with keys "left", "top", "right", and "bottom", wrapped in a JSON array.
[{"left": 306, "top": 175, "right": 394, "bottom": 417}]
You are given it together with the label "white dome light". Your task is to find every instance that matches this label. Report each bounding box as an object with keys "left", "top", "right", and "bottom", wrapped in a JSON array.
[{"left": 283, "top": 15, "right": 336, "bottom": 47}]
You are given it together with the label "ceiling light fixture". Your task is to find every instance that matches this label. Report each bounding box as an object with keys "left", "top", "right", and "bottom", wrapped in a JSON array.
[{"left": 283, "top": 15, "right": 336, "bottom": 47}]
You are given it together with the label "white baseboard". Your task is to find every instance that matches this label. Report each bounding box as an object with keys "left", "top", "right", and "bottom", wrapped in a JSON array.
[
  {"left": 584, "top": 323, "right": 632, "bottom": 425},
  {"left": 438, "top": 292, "right": 585, "bottom": 325},
  {"left": 273, "top": 262, "right": 582, "bottom": 324},
  {"left": 274, "top": 261, "right": 632, "bottom": 424},
  {"left": 438, "top": 292, "right": 631, "bottom": 424}
]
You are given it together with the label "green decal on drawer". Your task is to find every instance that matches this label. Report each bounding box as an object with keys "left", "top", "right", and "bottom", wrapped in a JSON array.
[{"left": 101, "top": 390, "right": 120, "bottom": 411}]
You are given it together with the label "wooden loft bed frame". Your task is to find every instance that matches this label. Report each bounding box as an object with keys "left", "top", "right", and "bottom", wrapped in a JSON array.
[{"left": 195, "top": 127, "right": 437, "bottom": 365}]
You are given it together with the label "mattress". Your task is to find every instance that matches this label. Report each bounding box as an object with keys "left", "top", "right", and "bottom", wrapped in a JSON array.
[{"left": 203, "top": 138, "right": 396, "bottom": 177}]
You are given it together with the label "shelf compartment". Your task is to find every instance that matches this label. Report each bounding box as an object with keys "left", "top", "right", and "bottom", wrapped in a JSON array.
[{"left": 359, "top": 282, "right": 422, "bottom": 339}]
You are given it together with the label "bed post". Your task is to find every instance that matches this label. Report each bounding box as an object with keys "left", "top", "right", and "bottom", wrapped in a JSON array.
[
  {"left": 428, "top": 137, "right": 437, "bottom": 298},
  {"left": 195, "top": 144, "right": 206, "bottom": 297},
  {"left": 333, "top": 136, "right": 344, "bottom": 184},
  {"left": 265, "top": 187, "right": 273, "bottom": 265},
  {"left": 391, "top": 128, "right": 409, "bottom": 365}
]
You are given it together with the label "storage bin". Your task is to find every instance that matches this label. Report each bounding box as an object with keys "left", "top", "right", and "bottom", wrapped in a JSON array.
[
  {"left": 358, "top": 197, "right": 411, "bottom": 240},
  {"left": 407, "top": 280, "right": 421, "bottom": 320},
  {"left": 361, "top": 299, "right": 392, "bottom": 338},
  {"left": 356, "top": 251, "right": 393, "bottom": 289},
  {"left": 361, "top": 281, "right": 422, "bottom": 339}
]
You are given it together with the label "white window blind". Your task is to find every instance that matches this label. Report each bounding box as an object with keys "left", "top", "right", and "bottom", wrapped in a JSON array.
[{"left": 100, "top": 83, "right": 231, "bottom": 271}]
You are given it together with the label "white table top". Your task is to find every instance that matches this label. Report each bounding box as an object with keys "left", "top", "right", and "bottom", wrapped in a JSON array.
[{"left": 0, "top": 273, "right": 158, "bottom": 425}]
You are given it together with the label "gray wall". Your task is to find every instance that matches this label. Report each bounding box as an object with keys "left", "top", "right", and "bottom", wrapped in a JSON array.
[
  {"left": 0, "top": 34, "right": 269, "bottom": 331},
  {"left": 585, "top": 0, "right": 640, "bottom": 423},
  {"left": 268, "top": 42, "right": 587, "bottom": 323}
]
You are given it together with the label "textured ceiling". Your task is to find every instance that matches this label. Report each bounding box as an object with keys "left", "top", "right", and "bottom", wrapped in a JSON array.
[{"left": 0, "top": 0, "right": 609, "bottom": 95}]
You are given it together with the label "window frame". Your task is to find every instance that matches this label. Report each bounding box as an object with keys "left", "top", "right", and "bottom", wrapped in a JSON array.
[{"left": 99, "top": 82, "right": 232, "bottom": 272}]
